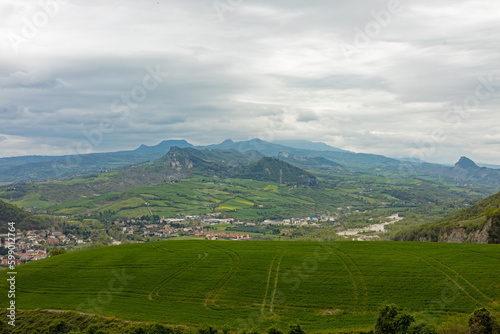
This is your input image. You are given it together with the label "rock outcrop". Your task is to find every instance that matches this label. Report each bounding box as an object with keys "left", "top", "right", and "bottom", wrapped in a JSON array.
[{"left": 438, "top": 220, "right": 491, "bottom": 243}]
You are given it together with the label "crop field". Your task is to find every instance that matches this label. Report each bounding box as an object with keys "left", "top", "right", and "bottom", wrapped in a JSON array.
[
  {"left": 39, "top": 179, "right": 358, "bottom": 220},
  {"left": 1, "top": 241, "right": 499, "bottom": 332}
]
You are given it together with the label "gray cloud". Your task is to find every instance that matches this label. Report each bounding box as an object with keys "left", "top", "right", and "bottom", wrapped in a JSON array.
[{"left": 0, "top": 0, "right": 499, "bottom": 164}]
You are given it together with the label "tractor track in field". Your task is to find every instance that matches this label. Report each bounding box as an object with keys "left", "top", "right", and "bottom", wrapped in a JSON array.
[
  {"left": 334, "top": 247, "right": 368, "bottom": 310},
  {"left": 203, "top": 243, "right": 242, "bottom": 309},
  {"left": 330, "top": 249, "right": 359, "bottom": 308},
  {"left": 150, "top": 242, "right": 172, "bottom": 253},
  {"left": 148, "top": 252, "right": 208, "bottom": 301},
  {"left": 269, "top": 250, "right": 285, "bottom": 314},
  {"left": 388, "top": 245, "right": 491, "bottom": 310},
  {"left": 427, "top": 255, "right": 493, "bottom": 303},
  {"left": 261, "top": 252, "right": 280, "bottom": 316}
]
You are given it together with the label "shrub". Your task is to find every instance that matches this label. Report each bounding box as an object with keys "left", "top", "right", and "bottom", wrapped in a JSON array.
[
  {"left": 48, "top": 319, "right": 71, "bottom": 334},
  {"left": 407, "top": 322, "right": 436, "bottom": 334},
  {"left": 126, "top": 326, "right": 148, "bottom": 334},
  {"left": 147, "top": 324, "right": 175, "bottom": 334},
  {"left": 289, "top": 324, "right": 305, "bottom": 334},
  {"left": 269, "top": 327, "right": 284, "bottom": 334},
  {"left": 199, "top": 326, "right": 218, "bottom": 334}
]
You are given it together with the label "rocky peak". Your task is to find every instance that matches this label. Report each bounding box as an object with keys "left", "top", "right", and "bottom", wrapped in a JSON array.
[{"left": 455, "top": 156, "right": 480, "bottom": 170}]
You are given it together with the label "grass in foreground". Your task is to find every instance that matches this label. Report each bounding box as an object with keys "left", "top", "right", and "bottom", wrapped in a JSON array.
[{"left": 0, "top": 241, "right": 499, "bottom": 333}]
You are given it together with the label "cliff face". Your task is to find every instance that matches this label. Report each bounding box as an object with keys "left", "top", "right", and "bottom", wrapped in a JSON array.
[
  {"left": 416, "top": 220, "right": 492, "bottom": 243},
  {"left": 438, "top": 220, "right": 491, "bottom": 243}
]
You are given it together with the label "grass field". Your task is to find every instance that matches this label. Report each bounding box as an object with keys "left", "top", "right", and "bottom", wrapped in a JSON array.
[{"left": 1, "top": 241, "right": 499, "bottom": 332}]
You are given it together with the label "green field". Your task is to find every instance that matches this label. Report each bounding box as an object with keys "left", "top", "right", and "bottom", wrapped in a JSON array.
[{"left": 1, "top": 241, "right": 499, "bottom": 332}]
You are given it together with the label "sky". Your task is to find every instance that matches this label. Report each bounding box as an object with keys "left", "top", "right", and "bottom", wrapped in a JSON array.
[{"left": 1, "top": 0, "right": 500, "bottom": 164}]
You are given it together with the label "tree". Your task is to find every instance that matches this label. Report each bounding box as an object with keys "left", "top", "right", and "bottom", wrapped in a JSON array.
[
  {"left": 375, "top": 304, "right": 419, "bottom": 334},
  {"left": 468, "top": 308, "right": 496, "bottom": 334},
  {"left": 49, "top": 248, "right": 66, "bottom": 256}
]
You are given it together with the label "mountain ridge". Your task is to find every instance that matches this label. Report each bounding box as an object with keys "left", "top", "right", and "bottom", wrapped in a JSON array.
[{"left": 1, "top": 139, "right": 500, "bottom": 188}]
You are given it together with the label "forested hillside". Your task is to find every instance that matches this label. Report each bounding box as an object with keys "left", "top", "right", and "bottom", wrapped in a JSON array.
[
  {"left": 394, "top": 191, "right": 500, "bottom": 243},
  {"left": 0, "top": 199, "right": 49, "bottom": 232}
]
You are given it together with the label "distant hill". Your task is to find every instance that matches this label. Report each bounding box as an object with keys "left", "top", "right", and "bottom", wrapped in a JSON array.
[
  {"left": 235, "top": 157, "right": 319, "bottom": 187},
  {"left": 277, "top": 151, "right": 344, "bottom": 170},
  {"left": 0, "top": 140, "right": 194, "bottom": 183},
  {"left": 202, "top": 138, "right": 292, "bottom": 156},
  {"left": 0, "top": 199, "right": 49, "bottom": 232},
  {"left": 448, "top": 156, "right": 500, "bottom": 186},
  {"left": 401, "top": 156, "right": 500, "bottom": 188},
  {"left": 1, "top": 147, "right": 260, "bottom": 204},
  {"left": 477, "top": 162, "right": 500, "bottom": 169},
  {"left": 2, "top": 138, "right": 500, "bottom": 189},
  {"left": 272, "top": 139, "right": 348, "bottom": 152},
  {"left": 394, "top": 191, "right": 500, "bottom": 243},
  {"left": 153, "top": 148, "right": 318, "bottom": 186},
  {"left": 134, "top": 139, "right": 193, "bottom": 154},
  {"left": 157, "top": 147, "right": 263, "bottom": 168}
]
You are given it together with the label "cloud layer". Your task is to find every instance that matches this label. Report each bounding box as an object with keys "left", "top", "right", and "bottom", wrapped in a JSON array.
[{"left": 1, "top": 0, "right": 499, "bottom": 164}]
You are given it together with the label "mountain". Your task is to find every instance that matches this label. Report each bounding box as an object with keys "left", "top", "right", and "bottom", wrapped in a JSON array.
[
  {"left": 134, "top": 139, "right": 193, "bottom": 154},
  {"left": 203, "top": 139, "right": 407, "bottom": 173},
  {"left": 394, "top": 191, "right": 500, "bottom": 243},
  {"left": 154, "top": 148, "right": 317, "bottom": 187},
  {"left": 477, "top": 162, "right": 500, "bottom": 169},
  {"left": 201, "top": 138, "right": 347, "bottom": 158},
  {"left": 277, "top": 151, "right": 344, "bottom": 170},
  {"left": 202, "top": 138, "right": 289, "bottom": 156},
  {"left": 454, "top": 156, "right": 480, "bottom": 170},
  {"left": 0, "top": 155, "right": 56, "bottom": 168},
  {"left": 0, "top": 140, "right": 194, "bottom": 183},
  {"left": 272, "top": 139, "right": 347, "bottom": 152},
  {"left": 204, "top": 140, "right": 500, "bottom": 187},
  {"left": 157, "top": 147, "right": 263, "bottom": 167},
  {"left": 2, "top": 138, "right": 500, "bottom": 189},
  {"left": 0, "top": 147, "right": 267, "bottom": 206},
  {"left": 236, "top": 157, "right": 319, "bottom": 187},
  {"left": 0, "top": 199, "right": 49, "bottom": 232},
  {"left": 449, "top": 156, "right": 500, "bottom": 185}
]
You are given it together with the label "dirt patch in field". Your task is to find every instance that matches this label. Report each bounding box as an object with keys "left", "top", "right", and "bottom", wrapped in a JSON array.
[{"left": 320, "top": 309, "right": 343, "bottom": 315}]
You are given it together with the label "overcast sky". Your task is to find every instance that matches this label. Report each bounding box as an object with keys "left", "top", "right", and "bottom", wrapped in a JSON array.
[{"left": 1, "top": 0, "right": 499, "bottom": 164}]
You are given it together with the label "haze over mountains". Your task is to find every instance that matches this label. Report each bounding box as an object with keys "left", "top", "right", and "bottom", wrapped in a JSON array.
[{"left": 1, "top": 139, "right": 499, "bottom": 188}]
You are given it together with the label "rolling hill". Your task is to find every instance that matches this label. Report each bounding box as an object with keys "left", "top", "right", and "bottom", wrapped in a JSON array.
[
  {"left": 0, "top": 146, "right": 490, "bottom": 222},
  {"left": 236, "top": 157, "right": 319, "bottom": 187},
  {"left": 1, "top": 240, "right": 498, "bottom": 332},
  {"left": 394, "top": 190, "right": 500, "bottom": 243},
  {"left": 0, "top": 199, "right": 49, "bottom": 232}
]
